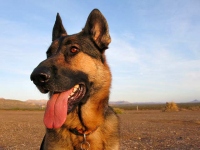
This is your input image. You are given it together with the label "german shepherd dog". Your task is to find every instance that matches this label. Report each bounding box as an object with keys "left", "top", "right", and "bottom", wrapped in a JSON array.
[{"left": 30, "top": 9, "right": 119, "bottom": 150}]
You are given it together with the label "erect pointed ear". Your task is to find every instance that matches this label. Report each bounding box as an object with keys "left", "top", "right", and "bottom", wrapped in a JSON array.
[
  {"left": 82, "top": 9, "right": 111, "bottom": 51},
  {"left": 52, "top": 13, "right": 67, "bottom": 41}
]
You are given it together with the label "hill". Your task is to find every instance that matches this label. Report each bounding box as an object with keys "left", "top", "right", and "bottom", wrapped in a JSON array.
[
  {"left": 109, "top": 101, "right": 131, "bottom": 105},
  {"left": 26, "top": 100, "right": 47, "bottom": 106},
  {"left": 190, "top": 99, "right": 200, "bottom": 103},
  {"left": 0, "top": 98, "right": 43, "bottom": 110},
  {"left": 1, "top": 98, "right": 200, "bottom": 110}
]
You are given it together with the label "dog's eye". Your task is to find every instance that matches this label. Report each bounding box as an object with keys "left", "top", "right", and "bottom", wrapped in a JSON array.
[{"left": 70, "top": 47, "right": 79, "bottom": 53}]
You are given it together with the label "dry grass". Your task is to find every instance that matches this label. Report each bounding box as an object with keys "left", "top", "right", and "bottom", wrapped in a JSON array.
[
  {"left": 113, "top": 107, "right": 124, "bottom": 114},
  {"left": 163, "top": 101, "right": 179, "bottom": 112}
]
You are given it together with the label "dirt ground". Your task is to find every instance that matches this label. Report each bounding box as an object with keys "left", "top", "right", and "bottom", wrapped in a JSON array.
[{"left": 0, "top": 110, "right": 200, "bottom": 150}]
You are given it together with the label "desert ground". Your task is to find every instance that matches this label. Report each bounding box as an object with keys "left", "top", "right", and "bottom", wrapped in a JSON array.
[{"left": 0, "top": 110, "right": 200, "bottom": 150}]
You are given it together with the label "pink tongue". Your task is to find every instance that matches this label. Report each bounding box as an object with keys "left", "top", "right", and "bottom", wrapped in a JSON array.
[{"left": 44, "top": 90, "right": 72, "bottom": 129}]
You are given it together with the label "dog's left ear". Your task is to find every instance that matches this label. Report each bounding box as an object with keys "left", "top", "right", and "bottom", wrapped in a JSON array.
[
  {"left": 82, "top": 9, "right": 111, "bottom": 52},
  {"left": 52, "top": 13, "right": 67, "bottom": 41}
]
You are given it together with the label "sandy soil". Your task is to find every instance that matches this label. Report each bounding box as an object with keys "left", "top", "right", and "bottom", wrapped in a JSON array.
[
  {"left": 0, "top": 110, "right": 200, "bottom": 150},
  {"left": 119, "top": 110, "right": 200, "bottom": 150}
]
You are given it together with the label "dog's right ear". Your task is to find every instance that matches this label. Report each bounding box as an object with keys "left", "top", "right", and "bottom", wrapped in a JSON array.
[{"left": 52, "top": 13, "right": 67, "bottom": 41}]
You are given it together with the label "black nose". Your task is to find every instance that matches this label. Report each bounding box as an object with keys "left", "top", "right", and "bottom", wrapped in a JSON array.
[{"left": 30, "top": 67, "right": 51, "bottom": 85}]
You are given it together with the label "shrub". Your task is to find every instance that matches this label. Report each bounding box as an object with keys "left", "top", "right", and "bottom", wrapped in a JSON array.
[
  {"left": 113, "top": 108, "right": 124, "bottom": 114},
  {"left": 163, "top": 102, "right": 179, "bottom": 112}
]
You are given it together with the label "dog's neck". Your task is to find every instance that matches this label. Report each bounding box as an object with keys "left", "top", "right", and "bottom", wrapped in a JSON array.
[{"left": 69, "top": 126, "right": 98, "bottom": 136}]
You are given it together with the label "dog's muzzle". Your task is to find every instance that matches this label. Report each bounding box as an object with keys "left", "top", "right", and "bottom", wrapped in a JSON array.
[
  {"left": 30, "top": 66, "right": 51, "bottom": 93},
  {"left": 31, "top": 67, "right": 50, "bottom": 83}
]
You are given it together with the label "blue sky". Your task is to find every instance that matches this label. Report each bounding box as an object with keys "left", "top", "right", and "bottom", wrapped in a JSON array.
[{"left": 0, "top": 0, "right": 200, "bottom": 103}]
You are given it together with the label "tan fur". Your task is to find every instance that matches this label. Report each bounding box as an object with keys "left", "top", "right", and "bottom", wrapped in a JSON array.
[
  {"left": 31, "top": 9, "right": 119, "bottom": 150},
  {"left": 43, "top": 52, "right": 119, "bottom": 150}
]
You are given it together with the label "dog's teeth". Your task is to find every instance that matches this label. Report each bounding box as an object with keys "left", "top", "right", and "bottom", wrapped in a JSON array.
[
  {"left": 74, "top": 84, "right": 79, "bottom": 88},
  {"left": 73, "top": 88, "right": 77, "bottom": 92},
  {"left": 68, "top": 85, "right": 80, "bottom": 99},
  {"left": 70, "top": 92, "right": 74, "bottom": 96},
  {"left": 73, "top": 85, "right": 79, "bottom": 92}
]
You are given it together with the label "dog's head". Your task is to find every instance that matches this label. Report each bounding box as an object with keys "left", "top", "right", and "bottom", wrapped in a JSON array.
[{"left": 30, "top": 9, "right": 111, "bottom": 129}]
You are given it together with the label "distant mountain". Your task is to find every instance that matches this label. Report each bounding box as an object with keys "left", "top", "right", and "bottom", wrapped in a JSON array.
[
  {"left": 26, "top": 100, "right": 47, "bottom": 106},
  {"left": 0, "top": 98, "right": 42, "bottom": 110},
  {"left": 1, "top": 98, "right": 199, "bottom": 110},
  {"left": 109, "top": 101, "right": 131, "bottom": 105},
  {"left": 189, "top": 100, "right": 200, "bottom": 103}
]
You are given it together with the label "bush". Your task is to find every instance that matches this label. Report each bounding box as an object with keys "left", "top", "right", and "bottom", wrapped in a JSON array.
[
  {"left": 113, "top": 108, "right": 124, "bottom": 114},
  {"left": 163, "top": 102, "right": 179, "bottom": 112}
]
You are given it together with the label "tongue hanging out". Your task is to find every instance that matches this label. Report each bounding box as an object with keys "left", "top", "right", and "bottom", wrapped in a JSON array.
[
  {"left": 43, "top": 84, "right": 85, "bottom": 129},
  {"left": 43, "top": 90, "right": 72, "bottom": 129}
]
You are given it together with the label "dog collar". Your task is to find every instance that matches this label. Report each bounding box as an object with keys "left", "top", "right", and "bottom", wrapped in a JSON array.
[
  {"left": 69, "top": 127, "right": 98, "bottom": 136},
  {"left": 69, "top": 127, "right": 98, "bottom": 150}
]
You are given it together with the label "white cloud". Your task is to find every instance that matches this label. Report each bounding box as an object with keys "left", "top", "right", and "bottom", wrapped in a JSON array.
[
  {"left": 107, "top": 29, "right": 200, "bottom": 102},
  {"left": 1, "top": 1, "right": 200, "bottom": 102}
]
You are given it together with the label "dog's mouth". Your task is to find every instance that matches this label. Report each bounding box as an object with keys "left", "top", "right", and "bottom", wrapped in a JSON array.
[
  {"left": 66, "top": 83, "right": 86, "bottom": 112},
  {"left": 43, "top": 83, "right": 86, "bottom": 129}
]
